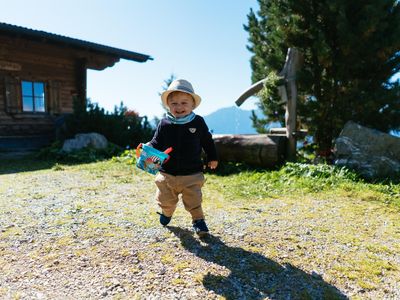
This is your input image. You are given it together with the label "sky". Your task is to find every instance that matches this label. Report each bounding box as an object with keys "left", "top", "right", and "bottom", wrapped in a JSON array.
[{"left": 0, "top": 0, "right": 260, "bottom": 120}]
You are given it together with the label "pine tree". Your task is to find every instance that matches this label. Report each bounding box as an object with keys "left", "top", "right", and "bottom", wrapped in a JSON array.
[{"left": 246, "top": 0, "right": 400, "bottom": 155}]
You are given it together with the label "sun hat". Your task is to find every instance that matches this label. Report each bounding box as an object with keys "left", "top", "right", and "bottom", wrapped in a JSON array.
[{"left": 161, "top": 79, "right": 201, "bottom": 109}]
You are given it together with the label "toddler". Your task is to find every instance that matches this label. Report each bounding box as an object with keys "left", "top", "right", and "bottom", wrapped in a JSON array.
[{"left": 147, "top": 79, "right": 218, "bottom": 236}]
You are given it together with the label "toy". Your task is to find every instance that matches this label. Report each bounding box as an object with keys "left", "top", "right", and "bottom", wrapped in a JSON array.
[{"left": 136, "top": 143, "right": 172, "bottom": 175}]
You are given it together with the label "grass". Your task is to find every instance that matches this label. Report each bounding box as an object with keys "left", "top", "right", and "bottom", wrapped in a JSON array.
[
  {"left": 207, "top": 162, "right": 400, "bottom": 208},
  {"left": 0, "top": 156, "right": 399, "bottom": 299}
]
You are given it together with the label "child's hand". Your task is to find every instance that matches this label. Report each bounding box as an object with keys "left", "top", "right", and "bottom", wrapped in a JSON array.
[{"left": 207, "top": 160, "right": 218, "bottom": 170}]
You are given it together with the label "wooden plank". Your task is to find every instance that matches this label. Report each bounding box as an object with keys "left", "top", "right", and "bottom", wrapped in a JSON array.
[
  {"left": 4, "top": 75, "right": 20, "bottom": 113},
  {"left": 0, "top": 60, "right": 22, "bottom": 71},
  {"left": 0, "top": 136, "right": 53, "bottom": 151},
  {"left": 0, "top": 36, "right": 118, "bottom": 70}
]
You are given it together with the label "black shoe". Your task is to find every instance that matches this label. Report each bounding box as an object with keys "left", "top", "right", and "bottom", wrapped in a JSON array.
[
  {"left": 157, "top": 212, "right": 171, "bottom": 226},
  {"left": 193, "top": 219, "right": 209, "bottom": 237}
]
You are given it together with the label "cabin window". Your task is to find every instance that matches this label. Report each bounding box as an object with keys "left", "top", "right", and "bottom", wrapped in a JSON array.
[{"left": 21, "top": 81, "right": 46, "bottom": 112}]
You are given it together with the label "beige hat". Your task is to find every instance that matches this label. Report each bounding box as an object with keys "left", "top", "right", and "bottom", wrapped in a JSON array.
[{"left": 161, "top": 79, "right": 201, "bottom": 109}]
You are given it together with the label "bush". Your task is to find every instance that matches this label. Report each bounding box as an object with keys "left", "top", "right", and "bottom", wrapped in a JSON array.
[
  {"left": 63, "top": 98, "right": 154, "bottom": 149},
  {"left": 36, "top": 141, "right": 122, "bottom": 163}
]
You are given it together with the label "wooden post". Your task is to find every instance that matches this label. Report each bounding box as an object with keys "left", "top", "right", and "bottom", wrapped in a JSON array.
[
  {"left": 234, "top": 48, "right": 302, "bottom": 164},
  {"left": 279, "top": 48, "right": 302, "bottom": 161},
  {"left": 75, "top": 58, "right": 87, "bottom": 107}
]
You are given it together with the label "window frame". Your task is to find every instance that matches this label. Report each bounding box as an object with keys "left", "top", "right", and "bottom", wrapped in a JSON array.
[{"left": 21, "top": 80, "right": 47, "bottom": 113}]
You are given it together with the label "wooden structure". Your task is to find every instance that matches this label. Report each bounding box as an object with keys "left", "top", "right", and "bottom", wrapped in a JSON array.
[
  {"left": 213, "top": 134, "right": 287, "bottom": 168},
  {"left": 0, "top": 22, "right": 152, "bottom": 151},
  {"left": 215, "top": 48, "right": 302, "bottom": 167}
]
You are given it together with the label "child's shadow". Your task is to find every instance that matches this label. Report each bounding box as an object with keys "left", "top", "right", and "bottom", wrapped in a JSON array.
[{"left": 167, "top": 226, "right": 348, "bottom": 300}]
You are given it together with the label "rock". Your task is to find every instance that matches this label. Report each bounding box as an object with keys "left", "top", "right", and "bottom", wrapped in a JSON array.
[
  {"left": 334, "top": 121, "right": 400, "bottom": 179},
  {"left": 62, "top": 133, "right": 108, "bottom": 152}
]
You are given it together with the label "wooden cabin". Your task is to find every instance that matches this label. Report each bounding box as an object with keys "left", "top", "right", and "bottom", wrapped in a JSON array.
[{"left": 0, "top": 22, "right": 152, "bottom": 152}]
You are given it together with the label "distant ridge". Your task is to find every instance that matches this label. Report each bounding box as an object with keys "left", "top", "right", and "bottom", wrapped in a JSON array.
[
  {"left": 203, "top": 106, "right": 263, "bottom": 134},
  {"left": 204, "top": 108, "right": 400, "bottom": 137}
]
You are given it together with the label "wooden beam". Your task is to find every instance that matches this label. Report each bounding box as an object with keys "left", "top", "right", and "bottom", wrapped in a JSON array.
[
  {"left": 235, "top": 78, "right": 266, "bottom": 107},
  {"left": 75, "top": 58, "right": 87, "bottom": 107}
]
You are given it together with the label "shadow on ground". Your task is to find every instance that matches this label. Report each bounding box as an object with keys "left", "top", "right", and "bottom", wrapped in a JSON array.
[
  {"left": 0, "top": 154, "right": 57, "bottom": 175},
  {"left": 0, "top": 152, "right": 115, "bottom": 175},
  {"left": 167, "top": 226, "right": 347, "bottom": 300},
  {"left": 0, "top": 155, "right": 102, "bottom": 175},
  {"left": 205, "top": 161, "right": 268, "bottom": 176}
]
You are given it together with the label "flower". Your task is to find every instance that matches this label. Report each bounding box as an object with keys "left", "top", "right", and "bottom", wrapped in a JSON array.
[{"left": 124, "top": 110, "right": 139, "bottom": 118}]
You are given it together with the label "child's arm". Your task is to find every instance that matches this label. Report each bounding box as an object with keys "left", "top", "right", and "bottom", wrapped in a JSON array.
[
  {"left": 147, "top": 120, "right": 163, "bottom": 150},
  {"left": 199, "top": 117, "right": 218, "bottom": 169}
]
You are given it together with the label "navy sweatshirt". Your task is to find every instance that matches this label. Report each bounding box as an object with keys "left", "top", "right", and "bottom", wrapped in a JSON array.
[{"left": 149, "top": 115, "right": 217, "bottom": 176}]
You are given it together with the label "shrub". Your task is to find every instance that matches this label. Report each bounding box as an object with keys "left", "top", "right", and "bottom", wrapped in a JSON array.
[
  {"left": 63, "top": 98, "right": 154, "bottom": 149},
  {"left": 36, "top": 141, "right": 122, "bottom": 163}
]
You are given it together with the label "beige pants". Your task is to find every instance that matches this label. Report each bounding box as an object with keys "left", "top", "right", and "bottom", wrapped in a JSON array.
[{"left": 154, "top": 172, "right": 205, "bottom": 221}]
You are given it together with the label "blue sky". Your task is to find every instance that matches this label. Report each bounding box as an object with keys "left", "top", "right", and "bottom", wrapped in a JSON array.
[{"left": 1, "top": 0, "right": 260, "bottom": 119}]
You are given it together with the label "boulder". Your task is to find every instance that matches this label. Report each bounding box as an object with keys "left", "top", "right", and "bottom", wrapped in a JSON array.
[
  {"left": 334, "top": 121, "right": 400, "bottom": 180},
  {"left": 62, "top": 133, "right": 108, "bottom": 152}
]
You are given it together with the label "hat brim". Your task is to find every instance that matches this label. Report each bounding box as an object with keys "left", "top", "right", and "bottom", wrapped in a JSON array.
[{"left": 161, "top": 89, "right": 201, "bottom": 110}]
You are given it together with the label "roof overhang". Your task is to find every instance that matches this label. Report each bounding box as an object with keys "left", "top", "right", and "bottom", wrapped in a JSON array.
[{"left": 0, "top": 22, "right": 153, "bottom": 70}]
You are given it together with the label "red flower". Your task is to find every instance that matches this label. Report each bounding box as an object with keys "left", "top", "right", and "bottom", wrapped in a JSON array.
[{"left": 124, "top": 110, "right": 139, "bottom": 118}]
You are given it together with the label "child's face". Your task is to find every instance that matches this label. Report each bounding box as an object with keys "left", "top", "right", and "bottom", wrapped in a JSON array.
[{"left": 167, "top": 91, "right": 195, "bottom": 118}]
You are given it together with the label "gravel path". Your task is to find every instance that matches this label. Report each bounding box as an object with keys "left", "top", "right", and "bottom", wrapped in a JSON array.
[{"left": 0, "top": 160, "right": 399, "bottom": 299}]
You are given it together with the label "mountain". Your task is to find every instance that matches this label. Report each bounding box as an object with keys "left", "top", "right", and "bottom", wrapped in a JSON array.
[
  {"left": 204, "top": 108, "right": 400, "bottom": 137},
  {"left": 203, "top": 106, "right": 263, "bottom": 134}
]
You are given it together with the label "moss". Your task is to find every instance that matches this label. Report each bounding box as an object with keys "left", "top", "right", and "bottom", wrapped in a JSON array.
[
  {"left": 0, "top": 226, "right": 23, "bottom": 238},
  {"left": 357, "top": 280, "right": 377, "bottom": 290},
  {"left": 161, "top": 253, "right": 174, "bottom": 265},
  {"left": 171, "top": 278, "right": 185, "bottom": 285}
]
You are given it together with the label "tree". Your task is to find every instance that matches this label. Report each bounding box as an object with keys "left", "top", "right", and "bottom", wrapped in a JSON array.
[{"left": 246, "top": 0, "right": 400, "bottom": 156}]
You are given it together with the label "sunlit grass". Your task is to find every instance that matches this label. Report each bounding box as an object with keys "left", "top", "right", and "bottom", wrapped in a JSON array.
[{"left": 207, "top": 162, "right": 400, "bottom": 208}]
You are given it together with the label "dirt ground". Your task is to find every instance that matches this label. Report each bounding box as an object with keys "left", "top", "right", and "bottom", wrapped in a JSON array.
[{"left": 0, "top": 160, "right": 399, "bottom": 299}]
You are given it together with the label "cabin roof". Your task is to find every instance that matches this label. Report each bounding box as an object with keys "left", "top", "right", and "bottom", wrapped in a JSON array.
[{"left": 0, "top": 22, "right": 152, "bottom": 63}]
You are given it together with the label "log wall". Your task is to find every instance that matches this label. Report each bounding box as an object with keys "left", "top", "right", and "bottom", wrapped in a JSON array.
[{"left": 0, "top": 34, "right": 116, "bottom": 138}]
